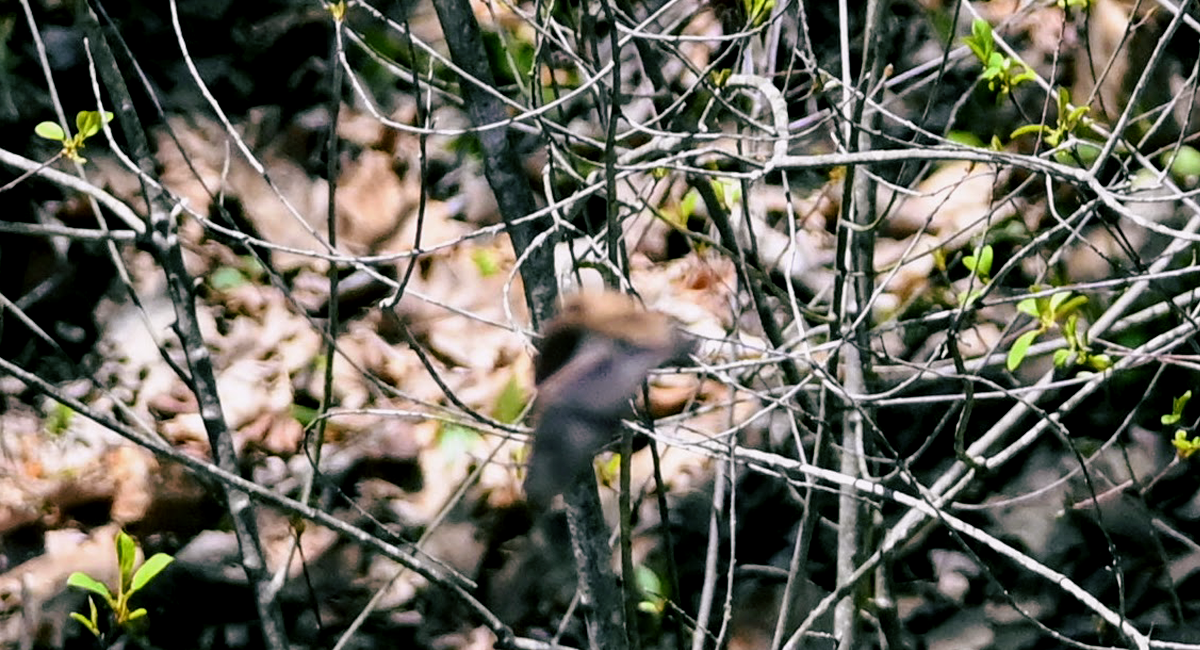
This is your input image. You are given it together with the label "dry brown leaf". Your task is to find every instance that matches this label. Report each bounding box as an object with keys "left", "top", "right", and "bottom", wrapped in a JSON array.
[
  {"left": 335, "top": 149, "right": 413, "bottom": 253},
  {"left": 883, "top": 161, "right": 1013, "bottom": 248}
]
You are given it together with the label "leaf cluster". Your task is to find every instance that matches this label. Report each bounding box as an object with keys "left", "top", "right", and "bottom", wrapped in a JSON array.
[
  {"left": 1163, "top": 391, "right": 1200, "bottom": 459},
  {"left": 963, "top": 19, "right": 1035, "bottom": 104},
  {"left": 35, "top": 110, "right": 114, "bottom": 164},
  {"left": 68, "top": 530, "right": 174, "bottom": 640},
  {"left": 1011, "top": 88, "right": 1096, "bottom": 164},
  {"left": 1007, "top": 289, "right": 1104, "bottom": 372}
]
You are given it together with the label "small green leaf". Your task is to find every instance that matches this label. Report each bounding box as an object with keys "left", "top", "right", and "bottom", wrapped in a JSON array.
[
  {"left": 437, "top": 423, "right": 480, "bottom": 459},
  {"left": 129, "top": 554, "right": 174, "bottom": 595},
  {"left": 947, "top": 131, "right": 984, "bottom": 148},
  {"left": 1011, "top": 124, "right": 1052, "bottom": 140},
  {"left": 978, "top": 245, "right": 993, "bottom": 276},
  {"left": 1088, "top": 354, "right": 1112, "bottom": 371},
  {"left": 710, "top": 179, "right": 726, "bottom": 206},
  {"left": 77, "top": 111, "right": 98, "bottom": 139},
  {"left": 1054, "top": 294, "right": 1088, "bottom": 319},
  {"left": 972, "top": 19, "right": 989, "bottom": 42},
  {"left": 1017, "top": 297, "right": 1039, "bottom": 318},
  {"left": 967, "top": 19, "right": 994, "bottom": 62},
  {"left": 69, "top": 611, "right": 100, "bottom": 637},
  {"left": 1172, "top": 430, "right": 1200, "bottom": 459},
  {"left": 68, "top": 572, "right": 113, "bottom": 602},
  {"left": 291, "top": 404, "right": 318, "bottom": 427},
  {"left": 638, "top": 600, "right": 663, "bottom": 614},
  {"left": 1062, "top": 313, "right": 1078, "bottom": 341},
  {"left": 471, "top": 248, "right": 500, "bottom": 277},
  {"left": 680, "top": 189, "right": 699, "bottom": 220},
  {"left": 45, "top": 402, "right": 76, "bottom": 437},
  {"left": 1007, "top": 329, "right": 1040, "bottom": 371},
  {"left": 117, "top": 531, "right": 137, "bottom": 590},
  {"left": 209, "top": 266, "right": 246, "bottom": 290},
  {"left": 75, "top": 111, "right": 114, "bottom": 139},
  {"left": 636, "top": 564, "right": 664, "bottom": 597},
  {"left": 1071, "top": 143, "right": 1101, "bottom": 166},
  {"left": 635, "top": 564, "right": 667, "bottom": 614},
  {"left": 1053, "top": 348, "right": 1071, "bottom": 368},
  {"left": 1047, "top": 291, "right": 1070, "bottom": 314},
  {"left": 1163, "top": 390, "right": 1192, "bottom": 425},
  {"left": 1168, "top": 145, "right": 1200, "bottom": 179},
  {"left": 961, "top": 244, "right": 993, "bottom": 279},
  {"left": 596, "top": 453, "right": 621, "bottom": 486},
  {"left": 492, "top": 375, "right": 528, "bottom": 425},
  {"left": 126, "top": 608, "right": 148, "bottom": 621},
  {"left": 35, "top": 121, "right": 66, "bottom": 141}
]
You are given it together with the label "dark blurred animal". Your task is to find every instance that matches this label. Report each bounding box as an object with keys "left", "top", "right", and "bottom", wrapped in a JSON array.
[{"left": 523, "top": 292, "right": 691, "bottom": 508}]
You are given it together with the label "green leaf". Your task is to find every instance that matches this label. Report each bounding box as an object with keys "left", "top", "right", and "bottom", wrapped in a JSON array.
[
  {"left": 1016, "top": 297, "right": 1039, "bottom": 318},
  {"left": 1011, "top": 124, "right": 1052, "bottom": 140},
  {"left": 1007, "top": 329, "right": 1040, "bottom": 371},
  {"left": 635, "top": 564, "right": 664, "bottom": 597},
  {"left": 74, "top": 111, "right": 113, "bottom": 140},
  {"left": 1010, "top": 67, "right": 1036, "bottom": 86},
  {"left": 680, "top": 189, "right": 699, "bottom": 220},
  {"left": 1172, "top": 430, "right": 1200, "bottom": 459},
  {"left": 1053, "top": 294, "right": 1088, "bottom": 319},
  {"left": 1163, "top": 390, "right": 1192, "bottom": 425},
  {"left": 978, "top": 245, "right": 993, "bottom": 276},
  {"left": 961, "top": 244, "right": 993, "bottom": 279},
  {"left": 69, "top": 611, "right": 100, "bottom": 637},
  {"left": 1088, "top": 354, "right": 1112, "bottom": 371},
  {"left": 710, "top": 179, "right": 726, "bottom": 206},
  {"left": 68, "top": 572, "right": 113, "bottom": 602},
  {"left": 1168, "top": 146, "right": 1200, "bottom": 179},
  {"left": 77, "top": 111, "right": 99, "bottom": 139},
  {"left": 291, "top": 404, "right": 318, "bottom": 427},
  {"left": 1048, "top": 291, "right": 1070, "bottom": 314},
  {"left": 966, "top": 19, "right": 994, "bottom": 62},
  {"left": 947, "top": 131, "right": 984, "bottom": 148},
  {"left": 126, "top": 608, "right": 148, "bottom": 621},
  {"left": 129, "top": 554, "right": 174, "bottom": 595},
  {"left": 634, "top": 563, "right": 667, "bottom": 614},
  {"left": 638, "top": 600, "right": 663, "bottom": 614},
  {"left": 35, "top": 121, "right": 66, "bottom": 141},
  {"left": 1053, "top": 348, "right": 1071, "bottom": 368},
  {"left": 983, "top": 53, "right": 1006, "bottom": 80},
  {"left": 437, "top": 423, "right": 480, "bottom": 459},
  {"left": 1062, "top": 313, "right": 1078, "bottom": 341},
  {"left": 117, "top": 531, "right": 137, "bottom": 591},
  {"left": 1071, "top": 143, "right": 1101, "bottom": 166},
  {"left": 471, "top": 248, "right": 500, "bottom": 277},
  {"left": 209, "top": 266, "right": 246, "bottom": 290},
  {"left": 744, "top": 0, "right": 775, "bottom": 28},
  {"left": 45, "top": 402, "right": 76, "bottom": 437},
  {"left": 492, "top": 375, "right": 528, "bottom": 425}
]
